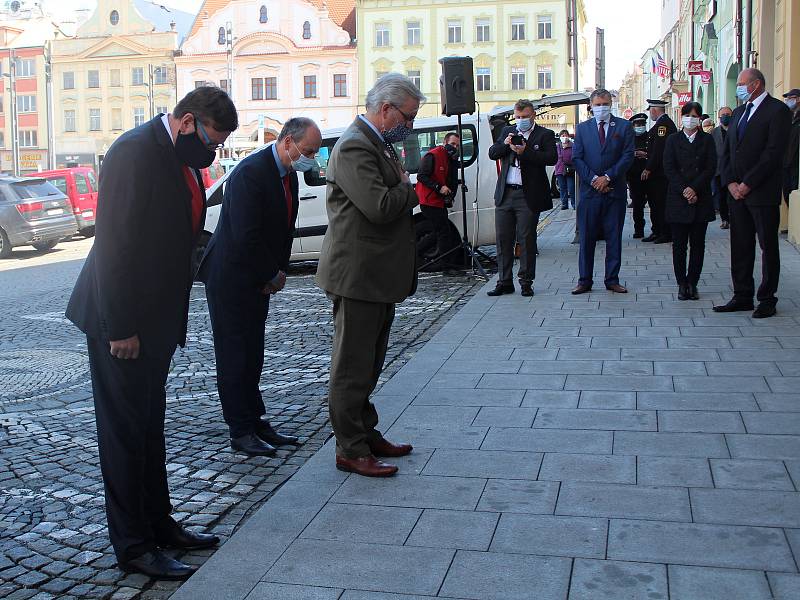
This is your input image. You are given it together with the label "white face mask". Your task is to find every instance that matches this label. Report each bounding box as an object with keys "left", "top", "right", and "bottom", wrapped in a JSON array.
[
  {"left": 560, "top": 136, "right": 569, "bottom": 144},
  {"left": 682, "top": 116, "right": 700, "bottom": 130},
  {"left": 593, "top": 105, "right": 611, "bottom": 121},
  {"left": 787, "top": 98, "right": 798, "bottom": 110}
]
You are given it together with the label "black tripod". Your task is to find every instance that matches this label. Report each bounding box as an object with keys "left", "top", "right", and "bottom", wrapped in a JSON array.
[{"left": 419, "top": 114, "right": 491, "bottom": 278}]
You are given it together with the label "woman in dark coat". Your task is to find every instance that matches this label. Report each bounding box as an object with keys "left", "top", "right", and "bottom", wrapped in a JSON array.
[{"left": 663, "top": 101, "right": 717, "bottom": 300}]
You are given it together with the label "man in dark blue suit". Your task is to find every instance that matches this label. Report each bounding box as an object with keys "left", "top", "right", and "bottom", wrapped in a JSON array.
[
  {"left": 572, "top": 89, "right": 635, "bottom": 294},
  {"left": 197, "top": 118, "right": 322, "bottom": 456}
]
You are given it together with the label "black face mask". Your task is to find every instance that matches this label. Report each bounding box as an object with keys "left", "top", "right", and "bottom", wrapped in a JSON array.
[
  {"left": 445, "top": 144, "right": 458, "bottom": 158},
  {"left": 175, "top": 126, "right": 217, "bottom": 169}
]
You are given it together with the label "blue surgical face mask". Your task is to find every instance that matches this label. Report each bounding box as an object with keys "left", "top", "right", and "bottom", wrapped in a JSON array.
[
  {"left": 634, "top": 125, "right": 647, "bottom": 135},
  {"left": 787, "top": 98, "right": 798, "bottom": 110},
  {"left": 289, "top": 140, "right": 318, "bottom": 172},
  {"left": 736, "top": 83, "right": 752, "bottom": 102},
  {"left": 593, "top": 105, "right": 611, "bottom": 121},
  {"left": 516, "top": 117, "right": 533, "bottom": 132}
]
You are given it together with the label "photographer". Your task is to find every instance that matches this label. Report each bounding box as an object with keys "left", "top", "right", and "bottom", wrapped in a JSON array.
[
  {"left": 416, "top": 132, "right": 460, "bottom": 268},
  {"left": 555, "top": 129, "right": 576, "bottom": 210}
]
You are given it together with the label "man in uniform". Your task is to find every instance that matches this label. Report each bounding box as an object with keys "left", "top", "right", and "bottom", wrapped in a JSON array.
[
  {"left": 627, "top": 113, "right": 649, "bottom": 238},
  {"left": 641, "top": 99, "right": 677, "bottom": 243}
]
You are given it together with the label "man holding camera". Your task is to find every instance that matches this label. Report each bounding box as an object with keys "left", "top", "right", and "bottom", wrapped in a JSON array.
[
  {"left": 416, "top": 132, "right": 460, "bottom": 269},
  {"left": 487, "top": 99, "right": 557, "bottom": 297}
]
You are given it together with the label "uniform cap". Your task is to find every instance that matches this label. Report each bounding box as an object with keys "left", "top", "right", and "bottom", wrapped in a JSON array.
[
  {"left": 646, "top": 99, "right": 669, "bottom": 108},
  {"left": 783, "top": 88, "right": 800, "bottom": 98},
  {"left": 629, "top": 113, "right": 648, "bottom": 123}
]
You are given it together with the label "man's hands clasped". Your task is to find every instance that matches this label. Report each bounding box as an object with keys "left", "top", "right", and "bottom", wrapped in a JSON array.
[
  {"left": 728, "top": 182, "right": 751, "bottom": 201},
  {"left": 262, "top": 270, "right": 287, "bottom": 296},
  {"left": 109, "top": 335, "right": 140, "bottom": 360}
]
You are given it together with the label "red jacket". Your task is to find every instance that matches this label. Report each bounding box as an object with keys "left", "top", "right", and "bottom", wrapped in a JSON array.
[{"left": 416, "top": 145, "right": 452, "bottom": 208}]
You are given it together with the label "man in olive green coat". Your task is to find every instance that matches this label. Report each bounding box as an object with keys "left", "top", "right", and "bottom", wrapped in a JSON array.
[{"left": 316, "top": 73, "right": 425, "bottom": 477}]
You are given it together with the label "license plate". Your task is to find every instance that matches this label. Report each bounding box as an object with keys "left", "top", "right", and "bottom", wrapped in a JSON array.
[
  {"left": 47, "top": 208, "right": 64, "bottom": 216},
  {"left": 82, "top": 210, "right": 94, "bottom": 217}
]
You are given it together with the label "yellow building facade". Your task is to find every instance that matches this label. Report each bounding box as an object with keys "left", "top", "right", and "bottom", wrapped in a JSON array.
[{"left": 356, "top": 0, "right": 587, "bottom": 131}]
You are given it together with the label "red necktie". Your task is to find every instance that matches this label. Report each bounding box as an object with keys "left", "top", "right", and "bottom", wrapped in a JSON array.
[
  {"left": 182, "top": 166, "right": 203, "bottom": 235},
  {"left": 598, "top": 121, "right": 606, "bottom": 145},
  {"left": 282, "top": 175, "right": 293, "bottom": 228}
]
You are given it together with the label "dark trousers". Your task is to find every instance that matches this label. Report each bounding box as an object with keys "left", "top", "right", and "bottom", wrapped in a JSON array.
[
  {"left": 647, "top": 177, "right": 669, "bottom": 237},
  {"left": 729, "top": 201, "right": 781, "bottom": 307},
  {"left": 713, "top": 176, "right": 730, "bottom": 222},
  {"left": 495, "top": 187, "right": 538, "bottom": 286},
  {"left": 205, "top": 281, "right": 269, "bottom": 438},
  {"left": 87, "top": 336, "right": 174, "bottom": 562},
  {"left": 327, "top": 294, "right": 394, "bottom": 459},
  {"left": 557, "top": 173, "right": 576, "bottom": 208},
  {"left": 577, "top": 192, "right": 626, "bottom": 287},
  {"left": 629, "top": 179, "right": 648, "bottom": 234},
  {"left": 420, "top": 204, "right": 452, "bottom": 257},
  {"left": 670, "top": 221, "right": 708, "bottom": 286}
]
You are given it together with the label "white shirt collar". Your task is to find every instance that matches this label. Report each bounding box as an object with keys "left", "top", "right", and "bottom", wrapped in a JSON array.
[
  {"left": 748, "top": 90, "right": 768, "bottom": 113},
  {"left": 161, "top": 114, "right": 175, "bottom": 145},
  {"left": 684, "top": 129, "right": 697, "bottom": 142}
]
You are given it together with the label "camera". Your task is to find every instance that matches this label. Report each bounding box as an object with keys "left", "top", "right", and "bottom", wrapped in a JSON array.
[{"left": 510, "top": 134, "right": 524, "bottom": 146}]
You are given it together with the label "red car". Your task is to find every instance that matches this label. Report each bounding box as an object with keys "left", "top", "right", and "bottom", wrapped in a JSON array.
[{"left": 26, "top": 167, "right": 98, "bottom": 237}]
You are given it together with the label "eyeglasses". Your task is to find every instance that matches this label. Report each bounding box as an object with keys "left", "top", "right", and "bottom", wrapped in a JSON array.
[
  {"left": 193, "top": 115, "right": 222, "bottom": 151},
  {"left": 392, "top": 104, "right": 417, "bottom": 124}
]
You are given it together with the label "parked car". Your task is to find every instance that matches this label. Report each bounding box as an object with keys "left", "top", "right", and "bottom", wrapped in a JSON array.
[
  {"left": 0, "top": 176, "right": 78, "bottom": 258},
  {"left": 26, "top": 167, "right": 98, "bottom": 237}
]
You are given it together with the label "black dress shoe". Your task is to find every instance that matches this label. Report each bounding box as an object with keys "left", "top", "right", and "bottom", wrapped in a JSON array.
[
  {"left": 677, "top": 284, "right": 689, "bottom": 301},
  {"left": 653, "top": 235, "right": 672, "bottom": 244},
  {"left": 119, "top": 550, "right": 197, "bottom": 580},
  {"left": 487, "top": 283, "right": 514, "bottom": 297},
  {"left": 520, "top": 284, "right": 534, "bottom": 297},
  {"left": 155, "top": 522, "right": 219, "bottom": 551},
  {"left": 256, "top": 420, "right": 300, "bottom": 447},
  {"left": 752, "top": 305, "right": 777, "bottom": 319},
  {"left": 571, "top": 284, "right": 592, "bottom": 295},
  {"left": 641, "top": 234, "right": 657, "bottom": 242},
  {"left": 712, "top": 299, "right": 755, "bottom": 313},
  {"left": 689, "top": 284, "right": 699, "bottom": 300},
  {"left": 633, "top": 232, "right": 644, "bottom": 239},
  {"left": 231, "top": 433, "right": 276, "bottom": 456}
]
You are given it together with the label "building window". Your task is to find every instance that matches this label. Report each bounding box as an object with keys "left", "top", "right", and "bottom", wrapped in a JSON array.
[
  {"left": 511, "top": 17, "right": 526, "bottom": 41},
  {"left": 476, "top": 67, "right": 491, "bottom": 91},
  {"left": 219, "top": 79, "right": 229, "bottom": 94},
  {"left": 537, "top": 15, "right": 552, "bottom": 39},
  {"left": 63, "top": 71, "right": 75, "bottom": 89},
  {"left": 112, "top": 108, "right": 122, "bottom": 130},
  {"left": 0, "top": 132, "right": 4, "bottom": 148},
  {"left": 64, "top": 109, "right": 76, "bottom": 132},
  {"left": 511, "top": 66, "right": 526, "bottom": 90},
  {"left": 110, "top": 69, "right": 121, "bottom": 87},
  {"left": 333, "top": 73, "right": 347, "bottom": 97},
  {"left": 476, "top": 19, "right": 491, "bottom": 42},
  {"left": 537, "top": 65, "right": 552, "bottom": 89},
  {"left": 407, "top": 70, "right": 421, "bottom": 89},
  {"left": 218, "top": 26, "right": 225, "bottom": 45},
  {"left": 265, "top": 77, "right": 277, "bottom": 99},
  {"left": 88, "top": 70, "right": 100, "bottom": 88},
  {"left": 406, "top": 21, "right": 420, "bottom": 46},
  {"left": 132, "top": 67, "right": 144, "bottom": 85},
  {"left": 110, "top": 10, "right": 119, "bottom": 26},
  {"left": 447, "top": 20, "right": 462, "bottom": 44},
  {"left": 89, "top": 108, "right": 101, "bottom": 131},
  {"left": 251, "top": 78, "right": 264, "bottom": 100},
  {"left": 302, "top": 21, "right": 311, "bottom": 39},
  {"left": 15, "top": 58, "right": 35, "bottom": 77},
  {"left": 153, "top": 66, "right": 168, "bottom": 85},
  {"left": 259, "top": 6, "right": 267, "bottom": 23},
  {"left": 156, "top": 105, "right": 168, "bottom": 115},
  {"left": 375, "top": 23, "right": 389, "bottom": 47},
  {"left": 133, "top": 107, "right": 145, "bottom": 127},
  {"left": 19, "top": 130, "right": 38, "bottom": 148},
  {"left": 0, "top": 96, "right": 3, "bottom": 112},
  {"left": 303, "top": 75, "right": 317, "bottom": 98},
  {"left": 17, "top": 95, "right": 36, "bottom": 113}
]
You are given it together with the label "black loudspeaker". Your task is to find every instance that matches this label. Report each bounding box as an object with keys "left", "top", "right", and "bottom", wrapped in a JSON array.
[{"left": 439, "top": 56, "right": 476, "bottom": 116}]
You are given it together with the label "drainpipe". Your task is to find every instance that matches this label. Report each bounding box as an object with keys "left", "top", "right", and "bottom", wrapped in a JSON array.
[{"left": 744, "top": 0, "right": 753, "bottom": 67}]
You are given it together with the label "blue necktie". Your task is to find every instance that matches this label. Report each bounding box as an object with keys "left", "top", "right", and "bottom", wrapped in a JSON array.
[{"left": 737, "top": 103, "right": 753, "bottom": 140}]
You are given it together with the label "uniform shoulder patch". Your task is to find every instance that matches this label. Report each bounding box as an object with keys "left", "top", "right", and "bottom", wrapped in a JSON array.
[{"left": 658, "top": 126, "right": 667, "bottom": 137}]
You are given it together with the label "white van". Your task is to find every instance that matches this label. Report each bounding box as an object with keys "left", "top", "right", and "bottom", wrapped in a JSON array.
[{"left": 200, "top": 91, "right": 589, "bottom": 265}]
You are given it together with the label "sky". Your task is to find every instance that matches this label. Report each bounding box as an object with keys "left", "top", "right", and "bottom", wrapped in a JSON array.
[{"left": 46, "top": 0, "right": 662, "bottom": 90}]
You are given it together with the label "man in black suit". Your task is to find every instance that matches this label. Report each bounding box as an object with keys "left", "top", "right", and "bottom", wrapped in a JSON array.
[
  {"left": 65, "top": 87, "right": 238, "bottom": 578},
  {"left": 197, "top": 118, "right": 321, "bottom": 456},
  {"left": 487, "top": 99, "right": 557, "bottom": 297},
  {"left": 714, "top": 68, "right": 792, "bottom": 318},
  {"left": 641, "top": 99, "right": 677, "bottom": 243}
]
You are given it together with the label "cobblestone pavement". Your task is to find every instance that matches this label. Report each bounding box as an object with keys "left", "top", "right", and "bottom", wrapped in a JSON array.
[{"left": 0, "top": 240, "right": 487, "bottom": 600}]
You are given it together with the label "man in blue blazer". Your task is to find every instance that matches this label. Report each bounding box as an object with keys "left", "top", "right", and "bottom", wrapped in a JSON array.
[{"left": 572, "top": 89, "right": 635, "bottom": 294}]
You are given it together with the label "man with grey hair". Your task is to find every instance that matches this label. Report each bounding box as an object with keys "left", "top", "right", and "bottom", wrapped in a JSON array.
[
  {"left": 317, "top": 72, "right": 425, "bottom": 477},
  {"left": 198, "top": 117, "right": 322, "bottom": 455}
]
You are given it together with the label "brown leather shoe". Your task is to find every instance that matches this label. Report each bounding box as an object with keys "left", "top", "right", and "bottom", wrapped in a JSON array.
[
  {"left": 571, "top": 284, "right": 592, "bottom": 295},
  {"left": 369, "top": 438, "right": 413, "bottom": 458},
  {"left": 605, "top": 283, "right": 628, "bottom": 293},
  {"left": 336, "top": 455, "right": 398, "bottom": 477}
]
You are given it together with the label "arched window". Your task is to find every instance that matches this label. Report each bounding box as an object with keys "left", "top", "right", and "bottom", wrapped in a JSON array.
[
  {"left": 109, "top": 10, "right": 119, "bottom": 26},
  {"left": 259, "top": 6, "right": 268, "bottom": 24},
  {"left": 302, "top": 21, "right": 311, "bottom": 39},
  {"left": 218, "top": 26, "right": 226, "bottom": 45}
]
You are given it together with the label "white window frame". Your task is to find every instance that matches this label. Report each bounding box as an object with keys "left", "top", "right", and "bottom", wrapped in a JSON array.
[
  {"left": 537, "top": 15, "right": 553, "bottom": 40},
  {"left": 537, "top": 65, "right": 552, "bottom": 89},
  {"left": 15, "top": 58, "right": 35, "bottom": 77},
  {"left": 87, "top": 70, "right": 100, "bottom": 89},
  {"left": 64, "top": 109, "right": 76, "bottom": 132},
  {"left": 17, "top": 95, "right": 36, "bottom": 113},
  {"left": 476, "top": 67, "right": 491, "bottom": 91},
  {"left": 375, "top": 23, "right": 390, "bottom": 47},
  {"left": 511, "top": 66, "right": 526, "bottom": 91},
  {"left": 511, "top": 17, "right": 526, "bottom": 41},
  {"left": 63, "top": 71, "right": 75, "bottom": 90},
  {"left": 406, "top": 21, "right": 421, "bottom": 46},
  {"left": 407, "top": 70, "right": 421, "bottom": 89},
  {"left": 89, "top": 108, "right": 102, "bottom": 131},
  {"left": 19, "top": 130, "right": 38, "bottom": 147},
  {"left": 476, "top": 19, "right": 491, "bottom": 43},
  {"left": 131, "top": 67, "right": 144, "bottom": 86},
  {"left": 447, "top": 19, "right": 462, "bottom": 44},
  {"left": 133, "top": 107, "right": 146, "bottom": 127}
]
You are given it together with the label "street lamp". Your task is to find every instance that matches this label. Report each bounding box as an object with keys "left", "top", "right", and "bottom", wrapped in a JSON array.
[{"left": 2, "top": 62, "right": 20, "bottom": 177}]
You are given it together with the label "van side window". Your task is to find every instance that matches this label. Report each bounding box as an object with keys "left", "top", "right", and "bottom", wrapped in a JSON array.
[
  {"left": 86, "top": 171, "right": 97, "bottom": 191},
  {"left": 303, "top": 141, "right": 334, "bottom": 187},
  {"left": 48, "top": 177, "right": 68, "bottom": 195},
  {"left": 75, "top": 176, "right": 90, "bottom": 194}
]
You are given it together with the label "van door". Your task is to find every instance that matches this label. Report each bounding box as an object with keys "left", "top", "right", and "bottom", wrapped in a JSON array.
[
  {"left": 296, "top": 138, "right": 336, "bottom": 255},
  {"left": 74, "top": 173, "right": 95, "bottom": 219}
]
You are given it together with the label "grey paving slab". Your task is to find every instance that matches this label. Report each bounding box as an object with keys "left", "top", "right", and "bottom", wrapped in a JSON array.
[
  {"left": 426, "top": 372, "right": 481, "bottom": 389},
  {"left": 518, "top": 360, "right": 602, "bottom": 374},
  {"left": 601, "top": 360, "right": 654, "bottom": 375},
  {"left": 412, "top": 388, "right": 524, "bottom": 407},
  {"left": 264, "top": 539, "right": 454, "bottom": 596},
  {"left": 506, "top": 347, "right": 559, "bottom": 360},
  {"left": 384, "top": 424, "right": 488, "bottom": 450},
  {"left": 621, "top": 348, "right": 719, "bottom": 361},
  {"left": 557, "top": 348, "right": 621, "bottom": 361},
  {"left": 439, "top": 359, "right": 522, "bottom": 374},
  {"left": 521, "top": 390, "right": 580, "bottom": 408},
  {"left": 489, "top": 513, "right": 607, "bottom": 559},
  {"left": 244, "top": 583, "right": 343, "bottom": 600},
  {"left": 637, "top": 456, "right": 714, "bottom": 487},
  {"left": 607, "top": 519, "right": 797, "bottom": 571},
  {"left": 778, "top": 361, "right": 800, "bottom": 376},
  {"left": 339, "top": 593, "right": 469, "bottom": 600},
  {"left": 565, "top": 374, "right": 673, "bottom": 391},
  {"left": 471, "top": 406, "right": 537, "bottom": 428},
  {"left": 740, "top": 326, "right": 800, "bottom": 337},
  {"left": 438, "top": 550, "right": 571, "bottom": 600},
  {"left": 404, "top": 509, "right": 499, "bottom": 551},
  {"left": 590, "top": 336, "right": 668, "bottom": 348},
  {"left": 535, "top": 408, "right": 656, "bottom": 431},
  {"left": 680, "top": 326, "right": 743, "bottom": 337},
  {"left": 638, "top": 392, "right": 759, "bottom": 411},
  {"left": 546, "top": 336, "right": 593, "bottom": 348},
  {"left": 658, "top": 410, "right": 746, "bottom": 433},
  {"left": 668, "top": 337, "right": 733, "bottom": 348},
  {"left": 719, "top": 348, "right": 800, "bottom": 362},
  {"left": 556, "top": 481, "right": 691, "bottom": 521},
  {"left": 730, "top": 336, "right": 783, "bottom": 348},
  {"left": 710, "top": 459, "right": 795, "bottom": 491},
  {"left": 482, "top": 427, "right": 613, "bottom": 454},
  {"left": 331, "top": 475, "right": 486, "bottom": 510},
  {"left": 476, "top": 479, "right": 560, "bottom": 514},
  {"left": 579, "top": 326, "right": 636, "bottom": 337},
  {"left": 754, "top": 393, "right": 800, "bottom": 412},
  {"left": 742, "top": 412, "right": 800, "bottom": 435},
  {"left": 451, "top": 346, "right": 512, "bottom": 361},
  {"left": 727, "top": 434, "right": 800, "bottom": 459},
  {"left": 421, "top": 449, "right": 542, "bottom": 480},
  {"left": 705, "top": 361, "right": 782, "bottom": 376},
  {"left": 538, "top": 453, "right": 636, "bottom": 484},
  {"left": 768, "top": 572, "right": 800, "bottom": 600},
  {"left": 654, "top": 361, "right": 708, "bottom": 375},
  {"left": 391, "top": 405, "right": 480, "bottom": 427},
  {"left": 477, "top": 373, "right": 567, "bottom": 390},
  {"left": 300, "top": 504, "right": 421, "bottom": 545},
  {"left": 614, "top": 431, "right": 730, "bottom": 458},
  {"left": 673, "top": 376, "right": 769, "bottom": 393},
  {"left": 690, "top": 488, "right": 800, "bottom": 527},
  {"left": 578, "top": 390, "right": 636, "bottom": 409},
  {"left": 568, "top": 559, "right": 668, "bottom": 600},
  {"left": 667, "top": 566, "right": 772, "bottom": 600}
]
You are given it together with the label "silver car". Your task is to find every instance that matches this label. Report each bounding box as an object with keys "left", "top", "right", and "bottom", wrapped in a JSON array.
[{"left": 0, "top": 175, "right": 78, "bottom": 258}]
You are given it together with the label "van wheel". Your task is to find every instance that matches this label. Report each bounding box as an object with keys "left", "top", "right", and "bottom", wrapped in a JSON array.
[
  {"left": 32, "top": 240, "right": 58, "bottom": 252},
  {"left": 80, "top": 226, "right": 95, "bottom": 238},
  {"left": 415, "top": 218, "right": 465, "bottom": 271},
  {"left": 192, "top": 232, "right": 211, "bottom": 280},
  {"left": 0, "top": 227, "right": 11, "bottom": 258}
]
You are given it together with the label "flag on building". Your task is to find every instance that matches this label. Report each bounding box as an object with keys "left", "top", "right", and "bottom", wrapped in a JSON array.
[{"left": 651, "top": 52, "right": 670, "bottom": 79}]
